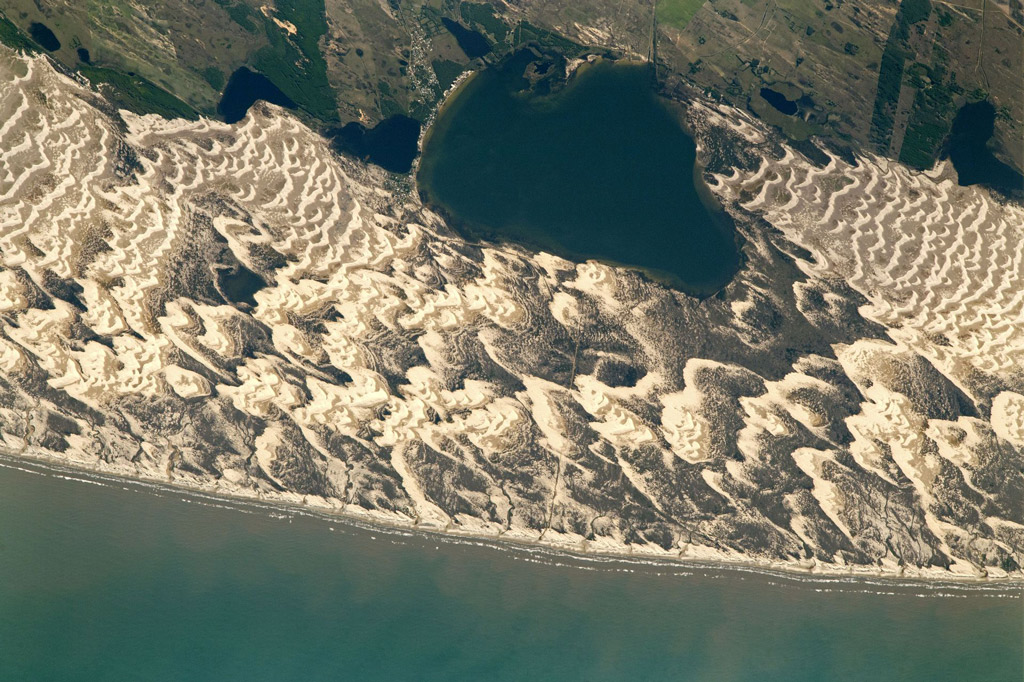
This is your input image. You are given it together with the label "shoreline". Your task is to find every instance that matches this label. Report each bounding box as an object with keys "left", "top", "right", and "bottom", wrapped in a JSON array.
[
  {"left": 3, "top": 446, "right": 1020, "bottom": 591},
  {"left": 415, "top": 53, "right": 738, "bottom": 300}
]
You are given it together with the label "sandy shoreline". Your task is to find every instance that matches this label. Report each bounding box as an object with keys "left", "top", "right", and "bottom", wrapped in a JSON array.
[
  {"left": 3, "top": 447, "right": 1020, "bottom": 591},
  {"left": 2, "top": 47, "right": 1023, "bottom": 592}
]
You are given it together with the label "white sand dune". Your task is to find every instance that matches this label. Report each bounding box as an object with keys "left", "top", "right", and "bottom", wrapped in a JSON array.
[{"left": 1, "top": 48, "right": 1022, "bottom": 580}]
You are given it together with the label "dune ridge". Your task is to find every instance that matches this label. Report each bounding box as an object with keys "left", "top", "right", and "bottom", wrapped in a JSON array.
[{"left": 1, "top": 49, "right": 1022, "bottom": 580}]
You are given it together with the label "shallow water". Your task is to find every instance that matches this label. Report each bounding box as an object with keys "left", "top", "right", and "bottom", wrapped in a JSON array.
[
  {"left": 418, "top": 55, "right": 739, "bottom": 294},
  {"left": 0, "top": 459, "right": 1020, "bottom": 681}
]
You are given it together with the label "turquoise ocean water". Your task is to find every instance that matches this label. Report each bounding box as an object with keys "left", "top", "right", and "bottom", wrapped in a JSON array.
[{"left": 0, "top": 457, "right": 1019, "bottom": 681}]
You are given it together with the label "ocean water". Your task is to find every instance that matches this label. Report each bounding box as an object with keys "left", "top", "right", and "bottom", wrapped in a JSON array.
[
  {"left": 418, "top": 54, "right": 739, "bottom": 295},
  {"left": 0, "top": 458, "right": 1020, "bottom": 681}
]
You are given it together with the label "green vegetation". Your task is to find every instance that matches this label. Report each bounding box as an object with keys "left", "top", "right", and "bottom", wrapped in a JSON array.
[
  {"left": 900, "top": 0, "right": 932, "bottom": 26},
  {"left": 515, "top": 21, "right": 588, "bottom": 56},
  {"left": 379, "top": 98, "right": 404, "bottom": 118},
  {"left": 0, "top": 14, "right": 38, "bottom": 53},
  {"left": 657, "top": 0, "right": 706, "bottom": 29},
  {"left": 460, "top": 3, "right": 510, "bottom": 41},
  {"left": 1, "top": 0, "right": 1016, "bottom": 174},
  {"left": 869, "top": 0, "right": 932, "bottom": 149},
  {"left": 202, "top": 66, "right": 226, "bottom": 91},
  {"left": 899, "top": 50, "right": 956, "bottom": 169},
  {"left": 79, "top": 65, "right": 199, "bottom": 120},
  {"left": 432, "top": 59, "right": 464, "bottom": 91},
  {"left": 252, "top": 0, "right": 337, "bottom": 121},
  {"left": 869, "top": 47, "right": 903, "bottom": 147},
  {"left": 899, "top": 117, "right": 944, "bottom": 168},
  {"left": 214, "top": 0, "right": 258, "bottom": 33}
]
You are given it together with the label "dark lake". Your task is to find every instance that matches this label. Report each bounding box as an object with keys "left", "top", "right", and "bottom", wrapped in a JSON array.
[
  {"left": 418, "top": 53, "right": 739, "bottom": 294},
  {"left": 760, "top": 87, "right": 798, "bottom": 115},
  {"left": 218, "top": 67, "right": 297, "bottom": 125},
  {"left": 441, "top": 18, "right": 491, "bottom": 59},
  {"left": 217, "top": 264, "right": 266, "bottom": 307},
  {"left": 947, "top": 101, "right": 1024, "bottom": 194},
  {"left": 330, "top": 115, "right": 421, "bottom": 174},
  {"left": 28, "top": 22, "right": 59, "bottom": 52}
]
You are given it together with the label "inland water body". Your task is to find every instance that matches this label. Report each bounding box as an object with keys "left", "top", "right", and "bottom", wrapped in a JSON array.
[
  {"left": 418, "top": 54, "right": 739, "bottom": 295},
  {"left": 218, "top": 67, "right": 296, "bottom": 125},
  {"left": 0, "top": 458, "right": 1020, "bottom": 681}
]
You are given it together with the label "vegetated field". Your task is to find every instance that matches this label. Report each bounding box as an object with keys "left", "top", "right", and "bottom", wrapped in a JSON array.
[
  {"left": 0, "top": 0, "right": 261, "bottom": 115},
  {"left": 0, "top": 13, "right": 37, "bottom": 53},
  {"left": 657, "top": 0, "right": 707, "bottom": 30},
  {"left": 647, "top": 0, "right": 1022, "bottom": 171},
  {"left": 460, "top": 2, "right": 511, "bottom": 41},
  {"left": 78, "top": 65, "right": 198, "bottom": 120},
  {"left": 252, "top": 0, "right": 337, "bottom": 121},
  {"left": 1, "top": 0, "right": 1019, "bottom": 174},
  {"left": 882, "top": 0, "right": 1023, "bottom": 171},
  {"left": 869, "top": 0, "right": 933, "bottom": 151}
]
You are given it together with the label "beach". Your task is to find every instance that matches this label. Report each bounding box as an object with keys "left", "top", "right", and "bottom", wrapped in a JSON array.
[{"left": 1, "top": 454, "right": 1020, "bottom": 682}]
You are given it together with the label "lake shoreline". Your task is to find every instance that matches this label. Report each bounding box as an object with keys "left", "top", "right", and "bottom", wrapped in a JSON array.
[
  {"left": 4, "top": 446, "right": 1020, "bottom": 589},
  {"left": 413, "top": 51, "right": 745, "bottom": 300},
  {"left": 416, "top": 52, "right": 740, "bottom": 297}
]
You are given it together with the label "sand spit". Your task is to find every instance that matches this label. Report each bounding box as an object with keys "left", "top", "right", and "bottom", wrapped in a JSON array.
[{"left": 1, "top": 48, "right": 1023, "bottom": 580}]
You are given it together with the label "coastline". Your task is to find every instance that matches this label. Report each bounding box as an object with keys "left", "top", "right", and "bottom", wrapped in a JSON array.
[
  {"left": 3, "top": 446, "right": 1020, "bottom": 590},
  {"left": 3, "top": 47, "right": 1024, "bottom": 598}
]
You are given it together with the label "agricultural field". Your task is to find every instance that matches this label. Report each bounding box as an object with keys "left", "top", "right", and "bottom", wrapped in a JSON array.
[
  {"left": 657, "top": 0, "right": 706, "bottom": 30},
  {"left": 0, "top": 0, "right": 261, "bottom": 114}
]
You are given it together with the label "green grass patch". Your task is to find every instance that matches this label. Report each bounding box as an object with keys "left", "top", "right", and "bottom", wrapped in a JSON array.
[
  {"left": 214, "top": 0, "right": 258, "bottom": 33},
  {"left": 0, "top": 14, "right": 39, "bottom": 53},
  {"left": 656, "top": 0, "right": 706, "bottom": 30},
  {"left": 869, "top": 0, "right": 932, "bottom": 149},
  {"left": 79, "top": 65, "right": 199, "bottom": 120},
  {"left": 901, "top": 0, "right": 932, "bottom": 25},
  {"left": 380, "top": 98, "right": 405, "bottom": 118},
  {"left": 899, "top": 118, "right": 945, "bottom": 168},
  {"left": 516, "top": 21, "right": 588, "bottom": 56},
  {"left": 432, "top": 59, "right": 464, "bottom": 90},
  {"left": 202, "top": 66, "right": 225, "bottom": 91},
  {"left": 899, "top": 53, "right": 955, "bottom": 169}
]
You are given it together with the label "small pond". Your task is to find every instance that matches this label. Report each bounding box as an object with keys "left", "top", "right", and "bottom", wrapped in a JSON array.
[
  {"left": 29, "top": 22, "right": 59, "bottom": 52},
  {"left": 947, "top": 100, "right": 1023, "bottom": 194},
  {"left": 759, "top": 87, "right": 798, "bottom": 115}
]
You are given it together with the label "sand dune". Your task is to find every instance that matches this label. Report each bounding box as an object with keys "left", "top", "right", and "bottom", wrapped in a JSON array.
[{"left": 1, "top": 49, "right": 1022, "bottom": 580}]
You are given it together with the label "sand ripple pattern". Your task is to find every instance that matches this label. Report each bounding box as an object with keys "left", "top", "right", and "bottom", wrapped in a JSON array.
[
  {"left": 1, "top": 51, "right": 1022, "bottom": 580},
  {"left": 712, "top": 150, "right": 1024, "bottom": 385}
]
